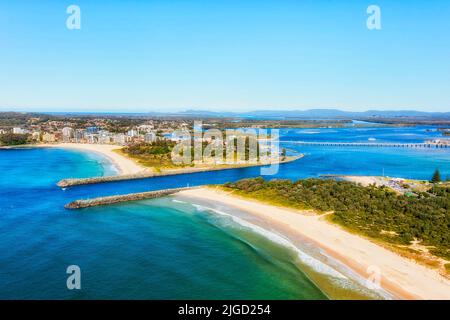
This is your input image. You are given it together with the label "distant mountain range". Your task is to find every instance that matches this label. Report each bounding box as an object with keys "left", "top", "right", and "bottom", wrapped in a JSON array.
[
  {"left": 144, "top": 109, "right": 450, "bottom": 120},
  {"left": 3, "top": 109, "right": 450, "bottom": 120}
]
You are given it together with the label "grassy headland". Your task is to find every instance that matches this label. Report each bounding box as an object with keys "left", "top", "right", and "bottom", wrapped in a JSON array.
[
  {"left": 116, "top": 140, "right": 178, "bottom": 170},
  {"left": 118, "top": 139, "right": 291, "bottom": 171}
]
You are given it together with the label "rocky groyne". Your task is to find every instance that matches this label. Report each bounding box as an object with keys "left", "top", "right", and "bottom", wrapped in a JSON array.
[
  {"left": 65, "top": 187, "right": 195, "bottom": 209},
  {"left": 57, "top": 156, "right": 303, "bottom": 188}
]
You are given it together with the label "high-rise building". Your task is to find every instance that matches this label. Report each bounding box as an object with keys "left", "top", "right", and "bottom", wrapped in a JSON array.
[
  {"left": 13, "top": 127, "right": 27, "bottom": 134},
  {"left": 74, "top": 129, "right": 86, "bottom": 142},
  {"left": 144, "top": 132, "right": 157, "bottom": 143},
  {"left": 114, "top": 134, "right": 126, "bottom": 145},
  {"left": 62, "top": 127, "right": 74, "bottom": 141},
  {"left": 127, "top": 129, "right": 139, "bottom": 137}
]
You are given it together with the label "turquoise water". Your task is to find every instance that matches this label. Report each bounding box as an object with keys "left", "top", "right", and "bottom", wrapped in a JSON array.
[
  {"left": 0, "top": 148, "right": 327, "bottom": 299},
  {"left": 1, "top": 126, "right": 449, "bottom": 299}
]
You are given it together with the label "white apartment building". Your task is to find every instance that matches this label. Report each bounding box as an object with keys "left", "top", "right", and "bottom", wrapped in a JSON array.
[
  {"left": 13, "top": 127, "right": 28, "bottom": 134},
  {"left": 98, "top": 131, "right": 113, "bottom": 144},
  {"left": 62, "top": 127, "right": 74, "bottom": 138},
  {"left": 86, "top": 134, "right": 99, "bottom": 144},
  {"left": 144, "top": 132, "right": 157, "bottom": 143},
  {"left": 113, "top": 133, "right": 126, "bottom": 145},
  {"left": 127, "top": 129, "right": 139, "bottom": 137},
  {"left": 74, "top": 129, "right": 86, "bottom": 142}
]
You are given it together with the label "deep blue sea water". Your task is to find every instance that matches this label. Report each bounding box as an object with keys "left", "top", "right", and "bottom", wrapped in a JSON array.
[{"left": 1, "top": 126, "right": 449, "bottom": 299}]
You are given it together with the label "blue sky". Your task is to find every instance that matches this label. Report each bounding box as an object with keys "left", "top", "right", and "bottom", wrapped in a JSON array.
[{"left": 0, "top": 0, "right": 449, "bottom": 112}]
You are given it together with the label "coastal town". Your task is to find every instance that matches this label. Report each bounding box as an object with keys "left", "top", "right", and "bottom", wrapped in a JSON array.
[
  {"left": 0, "top": 112, "right": 303, "bottom": 181},
  {"left": 2, "top": 112, "right": 450, "bottom": 300},
  {"left": 0, "top": 113, "right": 183, "bottom": 145},
  {"left": 1, "top": 112, "right": 450, "bottom": 147}
]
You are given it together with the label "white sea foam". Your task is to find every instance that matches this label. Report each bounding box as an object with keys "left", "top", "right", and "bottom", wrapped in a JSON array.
[
  {"left": 172, "top": 199, "right": 187, "bottom": 204},
  {"left": 183, "top": 200, "right": 394, "bottom": 299},
  {"left": 191, "top": 203, "right": 347, "bottom": 279}
]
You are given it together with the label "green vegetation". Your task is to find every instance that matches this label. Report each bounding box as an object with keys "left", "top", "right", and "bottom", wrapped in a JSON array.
[
  {"left": 121, "top": 140, "right": 177, "bottom": 168},
  {"left": 121, "top": 136, "right": 270, "bottom": 169},
  {"left": 438, "top": 128, "right": 450, "bottom": 136},
  {"left": 0, "top": 133, "right": 30, "bottom": 146},
  {"left": 0, "top": 112, "right": 52, "bottom": 127},
  {"left": 223, "top": 177, "right": 450, "bottom": 260},
  {"left": 281, "top": 148, "right": 286, "bottom": 161},
  {"left": 125, "top": 140, "right": 175, "bottom": 155},
  {"left": 209, "top": 119, "right": 353, "bottom": 129},
  {"left": 431, "top": 169, "right": 442, "bottom": 183}
]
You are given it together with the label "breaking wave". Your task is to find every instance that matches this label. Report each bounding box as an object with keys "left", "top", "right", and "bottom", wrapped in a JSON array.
[{"left": 191, "top": 203, "right": 346, "bottom": 279}]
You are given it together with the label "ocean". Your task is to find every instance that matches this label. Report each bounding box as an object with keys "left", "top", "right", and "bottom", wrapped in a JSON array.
[{"left": 0, "top": 126, "right": 449, "bottom": 299}]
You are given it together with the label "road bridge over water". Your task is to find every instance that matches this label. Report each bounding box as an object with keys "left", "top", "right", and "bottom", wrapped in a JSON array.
[{"left": 279, "top": 141, "right": 449, "bottom": 148}]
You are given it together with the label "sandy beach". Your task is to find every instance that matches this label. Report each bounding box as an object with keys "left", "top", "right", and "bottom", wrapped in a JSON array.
[
  {"left": 47, "top": 144, "right": 303, "bottom": 187},
  {"left": 178, "top": 187, "right": 450, "bottom": 300},
  {"left": 38, "top": 143, "right": 147, "bottom": 175}
]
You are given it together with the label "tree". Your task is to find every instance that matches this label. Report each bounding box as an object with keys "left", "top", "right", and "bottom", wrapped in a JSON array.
[
  {"left": 0, "top": 133, "right": 29, "bottom": 146},
  {"left": 223, "top": 177, "right": 450, "bottom": 260},
  {"left": 431, "top": 169, "right": 441, "bottom": 183},
  {"left": 281, "top": 148, "right": 287, "bottom": 161}
]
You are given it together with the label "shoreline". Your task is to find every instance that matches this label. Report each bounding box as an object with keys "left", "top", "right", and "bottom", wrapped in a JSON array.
[
  {"left": 49, "top": 144, "right": 302, "bottom": 187},
  {"left": 5, "top": 143, "right": 302, "bottom": 188},
  {"left": 34, "top": 143, "right": 148, "bottom": 175},
  {"left": 6, "top": 143, "right": 302, "bottom": 187},
  {"left": 177, "top": 187, "right": 450, "bottom": 300},
  {"left": 56, "top": 154, "right": 302, "bottom": 188}
]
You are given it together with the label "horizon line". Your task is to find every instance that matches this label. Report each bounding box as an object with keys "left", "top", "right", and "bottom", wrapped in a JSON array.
[{"left": 1, "top": 108, "right": 449, "bottom": 115}]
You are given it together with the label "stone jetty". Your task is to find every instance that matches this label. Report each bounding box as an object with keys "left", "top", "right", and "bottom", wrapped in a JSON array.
[
  {"left": 65, "top": 187, "right": 194, "bottom": 209},
  {"left": 57, "top": 156, "right": 302, "bottom": 188}
]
